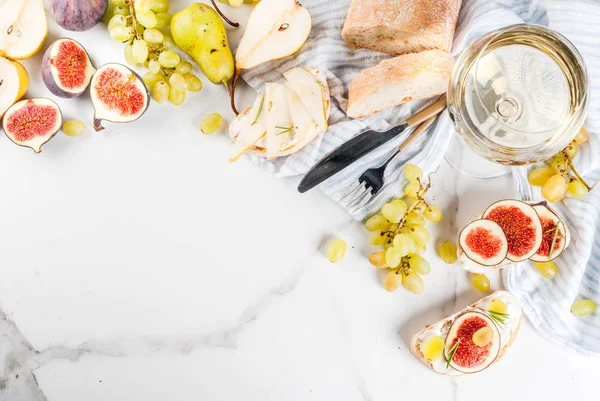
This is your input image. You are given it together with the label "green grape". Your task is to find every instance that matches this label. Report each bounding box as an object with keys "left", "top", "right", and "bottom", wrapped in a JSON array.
[
  {"left": 402, "top": 270, "right": 424, "bottom": 294},
  {"left": 409, "top": 226, "right": 430, "bottom": 246},
  {"left": 62, "top": 120, "right": 86, "bottom": 137},
  {"left": 123, "top": 44, "right": 137, "bottom": 66},
  {"left": 143, "top": 71, "right": 163, "bottom": 89},
  {"left": 327, "top": 239, "right": 347, "bottom": 263},
  {"left": 407, "top": 199, "right": 426, "bottom": 213},
  {"left": 381, "top": 202, "right": 406, "bottom": 223},
  {"left": 137, "top": 10, "right": 158, "bottom": 28},
  {"left": 405, "top": 211, "right": 425, "bottom": 226},
  {"left": 570, "top": 299, "right": 597, "bottom": 317},
  {"left": 158, "top": 51, "right": 180, "bottom": 68},
  {"left": 391, "top": 199, "right": 408, "bottom": 210},
  {"left": 472, "top": 274, "right": 490, "bottom": 292},
  {"left": 132, "top": 39, "right": 149, "bottom": 63},
  {"left": 229, "top": 0, "right": 244, "bottom": 6},
  {"left": 568, "top": 179, "right": 588, "bottom": 199},
  {"left": 162, "top": 33, "right": 176, "bottom": 50},
  {"left": 148, "top": 59, "right": 161, "bottom": 74},
  {"left": 143, "top": 28, "right": 164, "bottom": 44},
  {"left": 200, "top": 113, "right": 224, "bottom": 134},
  {"left": 110, "top": 0, "right": 125, "bottom": 5},
  {"left": 423, "top": 336, "right": 444, "bottom": 361},
  {"left": 404, "top": 164, "right": 423, "bottom": 183},
  {"left": 533, "top": 261, "right": 558, "bottom": 279},
  {"left": 184, "top": 74, "right": 203, "bottom": 92},
  {"left": 169, "top": 86, "right": 186, "bottom": 106},
  {"left": 365, "top": 214, "right": 388, "bottom": 231},
  {"left": 424, "top": 205, "right": 442, "bottom": 223},
  {"left": 169, "top": 73, "right": 189, "bottom": 91},
  {"left": 108, "top": 14, "right": 127, "bottom": 29},
  {"left": 414, "top": 244, "right": 426, "bottom": 255},
  {"left": 109, "top": 25, "right": 133, "bottom": 41},
  {"left": 151, "top": 0, "right": 170, "bottom": 12},
  {"left": 387, "top": 223, "right": 398, "bottom": 232},
  {"left": 574, "top": 128, "right": 589, "bottom": 144},
  {"left": 369, "top": 231, "right": 386, "bottom": 246},
  {"left": 528, "top": 167, "right": 555, "bottom": 187},
  {"left": 564, "top": 142, "right": 578, "bottom": 158},
  {"left": 152, "top": 81, "right": 170, "bottom": 103},
  {"left": 176, "top": 61, "right": 193, "bottom": 75},
  {"left": 404, "top": 182, "right": 421, "bottom": 199},
  {"left": 385, "top": 247, "right": 402, "bottom": 268},
  {"left": 383, "top": 270, "right": 402, "bottom": 292},
  {"left": 542, "top": 174, "right": 567, "bottom": 203},
  {"left": 369, "top": 251, "right": 387, "bottom": 268},
  {"left": 438, "top": 241, "right": 457, "bottom": 264},
  {"left": 134, "top": 0, "right": 154, "bottom": 13},
  {"left": 155, "top": 12, "right": 173, "bottom": 29},
  {"left": 112, "top": 5, "right": 130, "bottom": 17},
  {"left": 551, "top": 156, "right": 568, "bottom": 174},
  {"left": 393, "top": 234, "right": 416, "bottom": 257},
  {"left": 136, "top": 22, "right": 145, "bottom": 36},
  {"left": 488, "top": 298, "right": 507, "bottom": 314},
  {"left": 408, "top": 254, "right": 430, "bottom": 275}
]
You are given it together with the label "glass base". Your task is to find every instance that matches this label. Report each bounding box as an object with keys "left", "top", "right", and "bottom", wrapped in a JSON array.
[{"left": 444, "top": 134, "right": 510, "bottom": 180}]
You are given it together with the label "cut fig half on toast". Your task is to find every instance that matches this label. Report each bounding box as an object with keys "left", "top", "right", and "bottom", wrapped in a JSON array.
[
  {"left": 530, "top": 203, "right": 570, "bottom": 262},
  {"left": 459, "top": 220, "right": 509, "bottom": 267},
  {"left": 482, "top": 200, "right": 543, "bottom": 262}
]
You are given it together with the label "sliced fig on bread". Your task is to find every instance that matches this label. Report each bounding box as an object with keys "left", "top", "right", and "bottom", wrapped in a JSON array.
[
  {"left": 459, "top": 220, "right": 509, "bottom": 266},
  {"left": 530, "top": 203, "right": 570, "bottom": 262}
]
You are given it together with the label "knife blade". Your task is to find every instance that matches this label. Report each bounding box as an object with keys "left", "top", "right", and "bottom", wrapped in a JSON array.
[{"left": 297, "top": 96, "right": 447, "bottom": 193}]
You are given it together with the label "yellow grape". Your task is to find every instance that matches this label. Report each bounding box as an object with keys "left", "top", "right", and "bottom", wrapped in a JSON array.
[
  {"left": 472, "top": 274, "right": 490, "bottom": 292},
  {"left": 62, "top": 120, "right": 86, "bottom": 137},
  {"left": 150, "top": 0, "right": 170, "bottom": 12},
  {"left": 109, "top": 25, "right": 133, "bottom": 41},
  {"left": 383, "top": 270, "right": 402, "bottom": 292},
  {"left": 381, "top": 202, "right": 406, "bottom": 223},
  {"left": 143, "top": 71, "right": 163, "bottom": 89},
  {"left": 404, "top": 182, "right": 421, "bottom": 199},
  {"left": 176, "top": 61, "right": 194, "bottom": 75},
  {"left": 137, "top": 10, "right": 158, "bottom": 28},
  {"left": 383, "top": 237, "right": 394, "bottom": 250},
  {"left": 574, "top": 128, "right": 589, "bottom": 144},
  {"left": 134, "top": 0, "right": 153, "bottom": 13},
  {"left": 132, "top": 39, "right": 149, "bottom": 63},
  {"left": 391, "top": 199, "right": 408, "bottom": 210},
  {"left": 567, "top": 179, "right": 588, "bottom": 199},
  {"left": 200, "top": 113, "right": 224, "bottom": 134},
  {"left": 168, "top": 86, "right": 186, "bottom": 106},
  {"left": 387, "top": 223, "right": 398, "bottom": 232},
  {"left": 369, "top": 231, "right": 386, "bottom": 246},
  {"left": 402, "top": 270, "right": 424, "bottom": 294},
  {"left": 439, "top": 241, "right": 457, "bottom": 264},
  {"left": 424, "top": 205, "right": 442, "bottom": 223},
  {"left": 155, "top": 12, "right": 173, "bottom": 29},
  {"left": 148, "top": 59, "right": 161, "bottom": 74},
  {"left": 123, "top": 43, "right": 137, "bottom": 66},
  {"left": 169, "top": 73, "right": 189, "bottom": 91},
  {"left": 385, "top": 247, "right": 402, "bottom": 268},
  {"left": 472, "top": 327, "right": 494, "bottom": 346},
  {"left": 528, "top": 167, "right": 555, "bottom": 187},
  {"left": 405, "top": 211, "right": 425, "bottom": 226},
  {"left": 570, "top": 299, "right": 597, "bottom": 317},
  {"left": 542, "top": 174, "right": 567, "bottom": 203},
  {"left": 488, "top": 298, "right": 507, "bottom": 314},
  {"left": 407, "top": 199, "right": 426, "bottom": 213},
  {"left": 327, "top": 238, "right": 347, "bottom": 263},
  {"left": 409, "top": 226, "right": 430, "bottom": 246},
  {"left": 423, "top": 336, "right": 444, "bottom": 361},
  {"left": 369, "top": 251, "right": 387, "bottom": 268},
  {"left": 414, "top": 244, "right": 426, "bottom": 255},
  {"left": 533, "top": 261, "right": 558, "bottom": 279},
  {"left": 551, "top": 157, "right": 568, "bottom": 174},
  {"left": 108, "top": 14, "right": 127, "bottom": 29},
  {"left": 158, "top": 51, "right": 180, "bottom": 68},
  {"left": 365, "top": 214, "right": 388, "bottom": 231},
  {"left": 564, "top": 142, "right": 578, "bottom": 158},
  {"left": 144, "top": 28, "right": 164, "bottom": 44},
  {"left": 404, "top": 164, "right": 423, "bottom": 183},
  {"left": 184, "top": 74, "right": 203, "bottom": 92},
  {"left": 393, "top": 234, "right": 416, "bottom": 257},
  {"left": 152, "top": 81, "right": 170, "bottom": 103},
  {"left": 408, "top": 254, "right": 430, "bottom": 275}
]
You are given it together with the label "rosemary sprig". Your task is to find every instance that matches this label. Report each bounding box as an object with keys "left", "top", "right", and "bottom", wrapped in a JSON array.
[
  {"left": 445, "top": 339, "right": 460, "bottom": 369},
  {"left": 316, "top": 79, "right": 325, "bottom": 88},
  {"left": 252, "top": 97, "right": 265, "bottom": 125},
  {"left": 275, "top": 126, "right": 294, "bottom": 136},
  {"left": 549, "top": 223, "right": 560, "bottom": 258},
  {"left": 488, "top": 310, "right": 509, "bottom": 327},
  {"left": 544, "top": 226, "right": 559, "bottom": 235}
]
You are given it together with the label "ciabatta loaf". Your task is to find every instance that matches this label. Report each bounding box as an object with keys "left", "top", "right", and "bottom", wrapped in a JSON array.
[
  {"left": 346, "top": 50, "right": 453, "bottom": 118},
  {"left": 342, "top": 0, "right": 463, "bottom": 55}
]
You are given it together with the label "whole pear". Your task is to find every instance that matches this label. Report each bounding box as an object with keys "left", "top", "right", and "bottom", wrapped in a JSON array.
[{"left": 171, "top": 3, "right": 234, "bottom": 86}]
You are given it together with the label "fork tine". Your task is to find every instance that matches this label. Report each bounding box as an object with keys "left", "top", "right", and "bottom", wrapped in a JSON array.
[
  {"left": 339, "top": 181, "right": 362, "bottom": 202},
  {"left": 346, "top": 184, "right": 370, "bottom": 208},
  {"left": 351, "top": 191, "right": 373, "bottom": 214}
]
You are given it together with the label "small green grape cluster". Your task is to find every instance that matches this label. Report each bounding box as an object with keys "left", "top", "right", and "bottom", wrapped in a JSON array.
[
  {"left": 528, "top": 128, "right": 592, "bottom": 202},
  {"left": 365, "top": 164, "right": 442, "bottom": 294},
  {"left": 104, "top": 0, "right": 203, "bottom": 106}
]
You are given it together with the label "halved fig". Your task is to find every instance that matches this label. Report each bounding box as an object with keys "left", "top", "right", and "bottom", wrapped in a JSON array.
[
  {"left": 42, "top": 38, "right": 96, "bottom": 98},
  {"left": 483, "top": 200, "right": 543, "bottom": 262},
  {"left": 444, "top": 311, "right": 501, "bottom": 374},
  {"left": 2, "top": 98, "right": 62, "bottom": 153},
  {"left": 530, "top": 204, "right": 570, "bottom": 262},
  {"left": 459, "top": 220, "right": 509, "bottom": 266},
  {"left": 90, "top": 63, "right": 149, "bottom": 132}
]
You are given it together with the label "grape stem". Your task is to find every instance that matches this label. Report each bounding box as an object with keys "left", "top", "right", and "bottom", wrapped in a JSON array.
[
  {"left": 210, "top": 0, "right": 240, "bottom": 27},
  {"left": 566, "top": 157, "right": 592, "bottom": 191}
]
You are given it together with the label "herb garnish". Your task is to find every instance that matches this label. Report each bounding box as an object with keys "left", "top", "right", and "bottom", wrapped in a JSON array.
[
  {"left": 275, "top": 126, "right": 294, "bottom": 136},
  {"left": 446, "top": 339, "right": 460, "bottom": 369},
  {"left": 548, "top": 225, "right": 561, "bottom": 258},
  {"left": 316, "top": 79, "right": 325, "bottom": 88},
  {"left": 252, "top": 97, "right": 265, "bottom": 125},
  {"left": 488, "top": 310, "right": 510, "bottom": 327}
]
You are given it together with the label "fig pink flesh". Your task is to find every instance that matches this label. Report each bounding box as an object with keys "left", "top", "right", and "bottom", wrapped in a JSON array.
[
  {"left": 4, "top": 101, "right": 58, "bottom": 141},
  {"left": 465, "top": 227, "right": 504, "bottom": 260},
  {"left": 486, "top": 206, "right": 538, "bottom": 259},
  {"left": 450, "top": 316, "right": 492, "bottom": 369},
  {"left": 94, "top": 68, "right": 146, "bottom": 116},
  {"left": 52, "top": 41, "right": 88, "bottom": 89}
]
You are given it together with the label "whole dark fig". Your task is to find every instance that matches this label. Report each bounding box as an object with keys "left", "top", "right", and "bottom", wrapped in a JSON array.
[{"left": 49, "top": 0, "right": 108, "bottom": 32}]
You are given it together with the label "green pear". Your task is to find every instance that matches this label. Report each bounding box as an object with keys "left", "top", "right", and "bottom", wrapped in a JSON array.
[{"left": 171, "top": 3, "right": 234, "bottom": 86}]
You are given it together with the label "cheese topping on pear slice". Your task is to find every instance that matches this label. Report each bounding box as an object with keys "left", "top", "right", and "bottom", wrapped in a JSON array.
[
  {"left": 229, "top": 93, "right": 267, "bottom": 162},
  {"left": 284, "top": 67, "right": 328, "bottom": 131},
  {"left": 265, "top": 83, "right": 293, "bottom": 160}
]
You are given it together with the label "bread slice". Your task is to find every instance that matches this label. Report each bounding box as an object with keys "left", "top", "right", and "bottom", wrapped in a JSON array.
[
  {"left": 342, "top": 0, "right": 463, "bottom": 56},
  {"left": 346, "top": 50, "right": 453, "bottom": 118},
  {"left": 411, "top": 291, "right": 522, "bottom": 376}
]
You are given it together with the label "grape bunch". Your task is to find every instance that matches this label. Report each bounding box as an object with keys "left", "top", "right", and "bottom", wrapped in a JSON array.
[
  {"left": 104, "top": 0, "right": 203, "bottom": 106},
  {"left": 365, "top": 164, "right": 443, "bottom": 294},
  {"left": 528, "top": 128, "right": 592, "bottom": 202}
]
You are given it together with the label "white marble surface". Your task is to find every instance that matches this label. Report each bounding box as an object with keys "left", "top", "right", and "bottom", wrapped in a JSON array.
[{"left": 0, "top": 2, "right": 597, "bottom": 401}]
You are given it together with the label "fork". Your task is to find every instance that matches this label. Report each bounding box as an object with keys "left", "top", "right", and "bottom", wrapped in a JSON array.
[{"left": 340, "top": 115, "right": 439, "bottom": 212}]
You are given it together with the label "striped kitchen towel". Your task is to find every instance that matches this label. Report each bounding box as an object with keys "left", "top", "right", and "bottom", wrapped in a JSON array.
[{"left": 241, "top": 0, "right": 600, "bottom": 353}]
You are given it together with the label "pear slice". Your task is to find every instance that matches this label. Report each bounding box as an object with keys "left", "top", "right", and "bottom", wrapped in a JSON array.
[
  {"left": 0, "top": 0, "right": 48, "bottom": 60},
  {"left": 265, "top": 83, "right": 293, "bottom": 160},
  {"left": 229, "top": 93, "right": 268, "bottom": 162},
  {"left": 284, "top": 67, "right": 328, "bottom": 131},
  {"left": 230, "top": 0, "right": 312, "bottom": 114},
  {"left": 286, "top": 89, "right": 316, "bottom": 146},
  {"left": 0, "top": 56, "right": 29, "bottom": 118}
]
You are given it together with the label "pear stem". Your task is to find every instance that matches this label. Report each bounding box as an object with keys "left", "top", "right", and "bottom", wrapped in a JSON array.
[
  {"left": 230, "top": 69, "right": 242, "bottom": 115},
  {"left": 210, "top": 0, "right": 240, "bottom": 28}
]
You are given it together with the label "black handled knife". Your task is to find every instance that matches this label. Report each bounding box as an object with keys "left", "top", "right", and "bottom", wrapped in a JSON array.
[{"left": 297, "top": 96, "right": 447, "bottom": 193}]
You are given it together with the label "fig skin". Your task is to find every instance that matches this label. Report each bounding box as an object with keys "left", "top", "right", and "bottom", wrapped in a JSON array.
[
  {"left": 49, "top": 0, "right": 108, "bottom": 32},
  {"left": 41, "top": 39, "right": 95, "bottom": 98}
]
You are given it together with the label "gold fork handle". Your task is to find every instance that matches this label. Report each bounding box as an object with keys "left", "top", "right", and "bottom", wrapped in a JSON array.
[
  {"left": 397, "top": 115, "right": 439, "bottom": 153},
  {"left": 404, "top": 95, "right": 447, "bottom": 128}
]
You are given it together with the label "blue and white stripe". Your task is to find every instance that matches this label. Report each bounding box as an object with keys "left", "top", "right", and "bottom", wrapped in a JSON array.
[{"left": 241, "top": 0, "right": 600, "bottom": 353}]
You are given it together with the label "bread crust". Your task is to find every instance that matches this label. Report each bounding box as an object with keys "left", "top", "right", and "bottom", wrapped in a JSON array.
[
  {"left": 410, "top": 292, "right": 522, "bottom": 375},
  {"left": 342, "top": 0, "right": 463, "bottom": 55}
]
